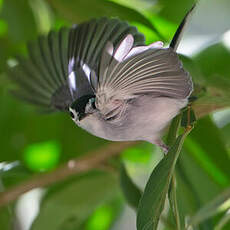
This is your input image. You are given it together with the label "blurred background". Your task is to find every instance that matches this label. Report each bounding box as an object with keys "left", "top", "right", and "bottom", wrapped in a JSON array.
[{"left": 0, "top": 0, "right": 230, "bottom": 229}]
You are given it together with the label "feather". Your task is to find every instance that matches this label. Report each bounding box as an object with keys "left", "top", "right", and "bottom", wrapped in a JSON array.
[
  {"left": 8, "top": 18, "right": 145, "bottom": 111},
  {"left": 170, "top": 4, "right": 196, "bottom": 51},
  {"left": 96, "top": 7, "right": 194, "bottom": 110}
]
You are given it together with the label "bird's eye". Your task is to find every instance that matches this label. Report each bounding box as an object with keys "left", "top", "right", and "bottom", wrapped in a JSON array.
[
  {"left": 70, "top": 111, "right": 75, "bottom": 119},
  {"left": 89, "top": 98, "right": 96, "bottom": 109}
]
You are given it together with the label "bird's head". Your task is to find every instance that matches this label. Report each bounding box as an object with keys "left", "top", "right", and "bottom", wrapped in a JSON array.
[{"left": 69, "top": 95, "right": 97, "bottom": 122}]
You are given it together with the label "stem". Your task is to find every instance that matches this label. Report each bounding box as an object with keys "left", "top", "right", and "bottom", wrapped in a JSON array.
[{"left": 0, "top": 141, "right": 137, "bottom": 207}]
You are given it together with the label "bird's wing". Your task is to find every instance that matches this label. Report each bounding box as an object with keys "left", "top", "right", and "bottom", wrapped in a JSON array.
[
  {"left": 8, "top": 18, "right": 145, "bottom": 111},
  {"left": 95, "top": 44, "right": 193, "bottom": 112},
  {"left": 95, "top": 6, "right": 195, "bottom": 114}
]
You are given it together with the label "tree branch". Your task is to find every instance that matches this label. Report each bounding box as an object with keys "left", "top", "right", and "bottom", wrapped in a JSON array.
[
  {"left": 0, "top": 102, "right": 227, "bottom": 208},
  {"left": 0, "top": 141, "right": 137, "bottom": 208}
]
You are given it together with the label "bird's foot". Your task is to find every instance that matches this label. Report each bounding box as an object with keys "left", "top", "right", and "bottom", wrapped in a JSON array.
[{"left": 154, "top": 139, "right": 169, "bottom": 155}]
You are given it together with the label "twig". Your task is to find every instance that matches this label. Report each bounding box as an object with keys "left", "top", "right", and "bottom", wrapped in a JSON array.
[{"left": 0, "top": 141, "right": 137, "bottom": 208}]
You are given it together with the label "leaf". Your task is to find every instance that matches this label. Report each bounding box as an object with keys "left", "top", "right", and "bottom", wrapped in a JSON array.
[
  {"left": 184, "top": 116, "right": 230, "bottom": 187},
  {"left": 215, "top": 212, "right": 230, "bottom": 230},
  {"left": 168, "top": 175, "right": 181, "bottom": 230},
  {"left": 46, "top": 0, "right": 160, "bottom": 36},
  {"left": 136, "top": 127, "right": 192, "bottom": 230},
  {"left": 176, "top": 152, "right": 222, "bottom": 230},
  {"left": 120, "top": 164, "right": 142, "bottom": 210},
  {"left": 194, "top": 43, "right": 230, "bottom": 84},
  {"left": 166, "top": 114, "right": 182, "bottom": 147},
  {"left": 193, "top": 43, "right": 230, "bottom": 108},
  {"left": 167, "top": 115, "right": 183, "bottom": 230},
  {"left": 31, "top": 171, "right": 119, "bottom": 230},
  {"left": 181, "top": 107, "right": 196, "bottom": 128},
  {"left": 156, "top": 0, "right": 196, "bottom": 24},
  {"left": 188, "top": 187, "right": 230, "bottom": 227}
]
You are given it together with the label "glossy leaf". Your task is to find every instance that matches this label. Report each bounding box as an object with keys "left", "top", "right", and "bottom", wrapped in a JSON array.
[{"left": 136, "top": 128, "right": 191, "bottom": 230}]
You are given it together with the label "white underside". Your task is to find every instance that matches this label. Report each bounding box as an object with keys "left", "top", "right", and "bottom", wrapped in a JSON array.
[{"left": 74, "top": 96, "right": 187, "bottom": 144}]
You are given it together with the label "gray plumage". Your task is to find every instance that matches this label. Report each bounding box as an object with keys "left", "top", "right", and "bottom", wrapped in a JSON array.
[{"left": 8, "top": 8, "right": 194, "bottom": 152}]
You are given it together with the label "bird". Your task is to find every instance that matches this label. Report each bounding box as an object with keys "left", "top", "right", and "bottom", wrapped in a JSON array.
[{"left": 8, "top": 7, "right": 194, "bottom": 153}]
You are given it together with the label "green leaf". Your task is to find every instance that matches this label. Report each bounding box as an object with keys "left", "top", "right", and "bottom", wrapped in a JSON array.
[
  {"left": 156, "top": 0, "right": 196, "bottom": 24},
  {"left": 176, "top": 152, "right": 222, "bottom": 230},
  {"left": 188, "top": 187, "right": 230, "bottom": 227},
  {"left": 31, "top": 171, "right": 119, "bottom": 230},
  {"left": 215, "top": 212, "right": 230, "bottom": 230},
  {"left": 166, "top": 114, "right": 182, "bottom": 147},
  {"left": 168, "top": 176, "right": 181, "bottom": 230},
  {"left": 120, "top": 164, "right": 142, "bottom": 210},
  {"left": 167, "top": 115, "right": 183, "bottom": 230},
  {"left": 136, "top": 128, "right": 191, "bottom": 230},
  {"left": 194, "top": 43, "right": 230, "bottom": 85},
  {"left": 181, "top": 107, "right": 196, "bottom": 128},
  {"left": 194, "top": 43, "right": 230, "bottom": 107},
  {"left": 46, "top": 0, "right": 160, "bottom": 36},
  {"left": 184, "top": 116, "right": 230, "bottom": 187}
]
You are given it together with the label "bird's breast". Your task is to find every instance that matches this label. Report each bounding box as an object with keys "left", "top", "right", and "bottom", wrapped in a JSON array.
[{"left": 74, "top": 96, "right": 187, "bottom": 142}]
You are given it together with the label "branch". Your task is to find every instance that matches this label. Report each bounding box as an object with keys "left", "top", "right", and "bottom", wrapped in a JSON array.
[
  {"left": 0, "top": 102, "right": 227, "bottom": 208},
  {"left": 0, "top": 141, "right": 137, "bottom": 208}
]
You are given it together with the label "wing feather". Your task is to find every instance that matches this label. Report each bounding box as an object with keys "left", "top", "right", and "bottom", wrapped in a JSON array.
[
  {"left": 8, "top": 18, "right": 145, "bottom": 111},
  {"left": 96, "top": 47, "right": 193, "bottom": 102}
]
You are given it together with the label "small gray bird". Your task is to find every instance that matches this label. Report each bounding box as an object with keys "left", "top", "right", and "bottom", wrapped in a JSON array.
[{"left": 8, "top": 8, "right": 194, "bottom": 152}]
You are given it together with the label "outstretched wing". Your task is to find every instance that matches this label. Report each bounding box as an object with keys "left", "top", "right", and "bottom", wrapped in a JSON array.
[
  {"left": 8, "top": 18, "right": 145, "bottom": 111},
  {"left": 96, "top": 44, "right": 192, "bottom": 101},
  {"left": 95, "top": 7, "right": 194, "bottom": 113}
]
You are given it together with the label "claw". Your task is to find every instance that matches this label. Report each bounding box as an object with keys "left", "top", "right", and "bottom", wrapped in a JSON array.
[{"left": 154, "top": 139, "right": 169, "bottom": 154}]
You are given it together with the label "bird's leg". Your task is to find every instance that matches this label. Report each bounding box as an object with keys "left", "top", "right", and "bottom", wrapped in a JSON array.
[{"left": 154, "top": 139, "right": 169, "bottom": 154}]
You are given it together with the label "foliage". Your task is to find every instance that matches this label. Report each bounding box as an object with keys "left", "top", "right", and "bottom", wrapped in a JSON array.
[{"left": 0, "top": 0, "right": 230, "bottom": 230}]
